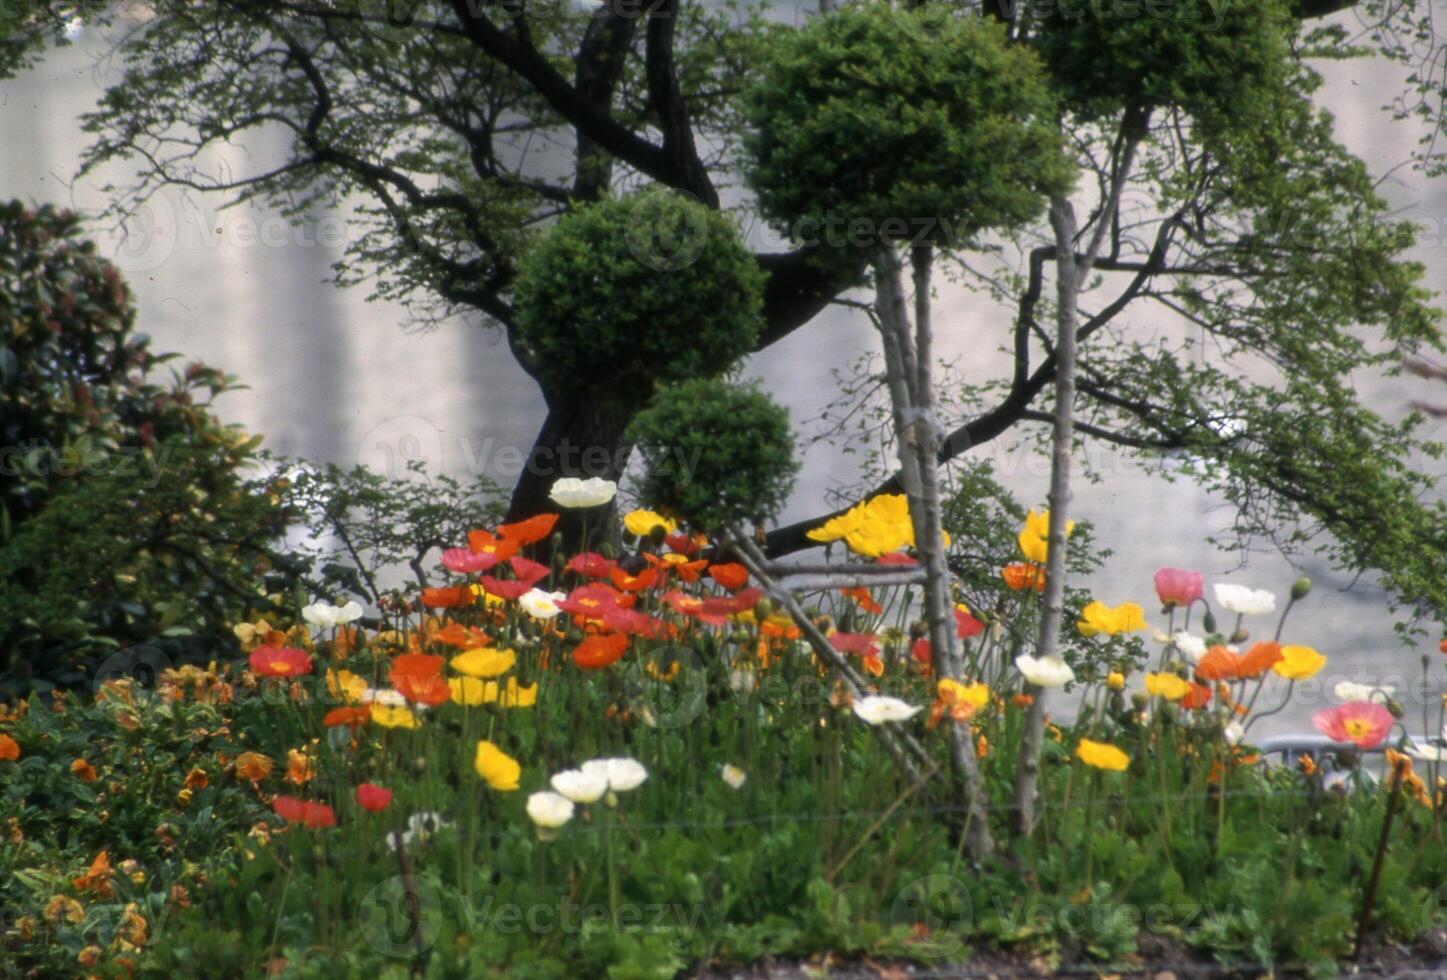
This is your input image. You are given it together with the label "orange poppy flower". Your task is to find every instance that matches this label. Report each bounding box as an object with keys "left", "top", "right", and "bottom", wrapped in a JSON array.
[
  {"left": 1002, "top": 563, "right": 1046, "bottom": 592},
  {"left": 287, "top": 749, "right": 316, "bottom": 786},
  {"left": 73, "top": 851, "right": 115, "bottom": 897},
  {"left": 708, "top": 563, "right": 749, "bottom": 591},
  {"left": 573, "top": 632, "right": 630, "bottom": 669},
  {"left": 497, "top": 512, "right": 559, "bottom": 546},
  {"left": 1194, "top": 646, "right": 1241, "bottom": 682},
  {"left": 323, "top": 706, "right": 371, "bottom": 728},
  {"left": 1236, "top": 642, "right": 1283, "bottom": 679},
  {"left": 467, "top": 528, "right": 520, "bottom": 561},
  {"left": 842, "top": 586, "right": 884, "bottom": 615},
  {"left": 610, "top": 566, "right": 659, "bottom": 592},
  {"left": 389, "top": 653, "right": 451, "bottom": 706},
  {"left": 420, "top": 585, "right": 474, "bottom": 609},
  {"left": 184, "top": 768, "right": 208, "bottom": 790},
  {"left": 432, "top": 623, "right": 493, "bottom": 648}
]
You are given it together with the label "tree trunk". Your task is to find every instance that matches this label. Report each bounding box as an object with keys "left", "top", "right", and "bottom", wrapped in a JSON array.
[{"left": 505, "top": 391, "right": 643, "bottom": 555}]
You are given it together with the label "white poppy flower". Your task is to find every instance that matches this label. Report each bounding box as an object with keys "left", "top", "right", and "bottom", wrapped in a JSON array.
[
  {"left": 721, "top": 764, "right": 747, "bottom": 790},
  {"left": 1015, "top": 654, "right": 1075, "bottom": 688},
  {"left": 550, "top": 768, "right": 609, "bottom": 804},
  {"left": 1171, "top": 632, "right": 1207, "bottom": 662},
  {"left": 1406, "top": 740, "right": 1446, "bottom": 763},
  {"left": 526, "top": 791, "right": 576, "bottom": 829},
  {"left": 549, "top": 477, "right": 618, "bottom": 509},
  {"left": 1212, "top": 584, "right": 1276, "bottom": 616},
  {"left": 1223, "top": 721, "right": 1245, "bottom": 746},
  {"left": 389, "top": 810, "right": 452, "bottom": 849},
  {"left": 1332, "top": 681, "right": 1393, "bottom": 704},
  {"left": 519, "top": 589, "right": 566, "bottom": 620},
  {"left": 581, "top": 757, "right": 649, "bottom": 793},
  {"left": 362, "top": 688, "right": 408, "bottom": 708},
  {"left": 301, "top": 600, "right": 364, "bottom": 628},
  {"left": 851, "top": 696, "right": 923, "bottom": 725}
]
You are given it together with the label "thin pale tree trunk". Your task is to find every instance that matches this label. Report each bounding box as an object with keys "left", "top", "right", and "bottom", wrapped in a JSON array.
[{"left": 874, "top": 244, "right": 993, "bottom": 861}]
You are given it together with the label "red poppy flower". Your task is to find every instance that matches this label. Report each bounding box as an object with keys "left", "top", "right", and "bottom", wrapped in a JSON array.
[
  {"left": 1180, "top": 683, "right": 1212, "bottom": 710},
  {"left": 664, "top": 532, "right": 704, "bottom": 555},
  {"left": 509, "top": 556, "right": 551, "bottom": 587},
  {"left": 440, "top": 547, "right": 499, "bottom": 574},
  {"left": 829, "top": 632, "right": 880, "bottom": 657},
  {"left": 708, "top": 563, "right": 749, "bottom": 591},
  {"left": 600, "top": 606, "right": 671, "bottom": 638},
  {"left": 911, "top": 637, "right": 933, "bottom": 665},
  {"left": 356, "top": 783, "right": 393, "bottom": 813},
  {"left": 497, "top": 512, "right": 559, "bottom": 546},
  {"left": 467, "top": 529, "right": 519, "bottom": 561},
  {"left": 842, "top": 586, "right": 884, "bottom": 614},
  {"left": 480, "top": 576, "right": 533, "bottom": 601},
  {"left": 249, "top": 646, "right": 313, "bottom": 678},
  {"left": 323, "top": 706, "right": 371, "bottom": 728},
  {"left": 698, "top": 587, "right": 765, "bottom": 618},
  {"left": 566, "top": 552, "right": 615, "bottom": 578},
  {"left": 558, "top": 583, "right": 629, "bottom": 619},
  {"left": 573, "top": 632, "right": 630, "bottom": 669},
  {"left": 272, "top": 795, "right": 337, "bottom": 828},
  {"left": 610, "top": 565, "right": 659, "bottom": 592},
  {"left": 420, "top": 585, "right": 474, "bottom": 608},
  {"left": 954, "top": 608, "right": 985, "bottom": 639}
]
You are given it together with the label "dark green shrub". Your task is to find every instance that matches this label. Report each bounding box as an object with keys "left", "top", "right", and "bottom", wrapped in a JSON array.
[
  {"left": 742, "top": 4, "right": 1073, "bottom": 250},
  {"left": 627, "top": 379, "right": 798, "bottom": 531},
  {"left": 512, "top": 188, "right": 765, "bottom": 397},
  {"left": 1029, "top": 0, "right": 1296, "bottom": 125}
]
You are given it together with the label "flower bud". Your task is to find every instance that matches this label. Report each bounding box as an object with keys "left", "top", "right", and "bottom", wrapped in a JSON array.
[
  {"left": 1106, "top": 671, "right": 1125, "bottom": 691},
  {"left": 1290, "top": 576, "right": 1312, "bottom": 601},
  {"left": 1202, "top": 611, "right": 1218, "bottom": 634},
  {"left": 755, "top": 597, "right": 774, "bottom": 619},
  {"left": 1385, "top": 698, "right": 1405, "bottom": 720},
  {"left": 1229, "top": 628, "right": 1249, "bottom": 645}
]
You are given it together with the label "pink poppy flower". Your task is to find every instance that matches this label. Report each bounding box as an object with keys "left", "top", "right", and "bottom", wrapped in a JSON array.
[
  {"left": 1313, "top": 701, "right": 1394, "bottom": 749},
  {"left": 441, "top": 547, "right": 499, "bottom": 574},
  {"left": 1153, "top": 567, "right": 1204, "bottom": 609}
]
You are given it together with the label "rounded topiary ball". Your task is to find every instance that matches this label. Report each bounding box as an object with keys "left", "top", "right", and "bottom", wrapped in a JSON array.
[
  {"left": 1030, "top": 0, "right": 1295, "bottom": 124},
  {"left": 627, "top": 379, "right": 799, "bottom": 532},
  {"left": 742, "top": 4, "right": 1073, "bottom": 250},
  {"left": 513, "top": 188, "right": 765, "bottom": 396}
]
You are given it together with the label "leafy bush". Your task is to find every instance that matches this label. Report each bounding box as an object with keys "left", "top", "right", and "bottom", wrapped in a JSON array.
[
  {"left": 743, "top": 4, "right": 1073, "bottom": 250},
  {"left": 1029, "top": 0, "right": 1296, "bottom": 125},
  {"left": 513, "top": 188, "right": 765, "bottom": 398},
  {"left": 627, "top": 379, "right": 798, "bottom": 532}
]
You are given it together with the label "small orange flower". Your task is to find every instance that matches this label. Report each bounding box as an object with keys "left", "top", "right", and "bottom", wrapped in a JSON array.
[
  {"left": 235, "top": 752, "right": 273, "bottom": 782},
  {"left": 0, "top": 734, "right": 18, "bottom": 761},
  {"left": 610, "top": 565, "right": 660, "bottom": 592},
  {"left": 432, "top": 622, "right": 493, "bottom": 648},
  {"left": 71, "top": 758, "right": 97, "bottom": 783},
  {"left": 1002, "top": 563, "right": 1045, "bottom": 592},
  {"left": 286, "top": 749, "right": 315, "bottom": 786},
  {"left": 323, "top": 706, "right": 371, "bottom": 728},
  {"left": 841, "top": 586, "right": 884, "bottom": 615},
  {"left": 420, "top": 585, "right": 474, "bottom": 609},
  {"left": 184, "top": 768, "right": 208, "bottom": 790},
  {"left": 73, "top": 851, "right": 115, "bottom": 897}
]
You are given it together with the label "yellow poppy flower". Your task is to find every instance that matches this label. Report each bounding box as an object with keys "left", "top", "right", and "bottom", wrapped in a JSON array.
[
  {"left": 325, "top": 668, "right": 366, "bottom": 704},
  {"left": 1143, "top": 672, "right": 1192, "bottom": 701},
  {"left": 1077, "top": 600, "right": 1147, "bottom": 637},
  {"left": 474, "top": 740, "right": 521, "bottom": 791},
  {"left": 1273, "top": 645, "right": 1326, "bottom": 680},
  {"left": 623, "top": 509, "right": 677, "bottom": 537},
  {"left": 938, "top": 678, "right": 991, "bottom": 710},
  {"left": 806, "top": 507, "right": 864, "bottom": 544},
  {"left": 1076, "top": 738, "right": 1130, "bottom": 771},
  {"left": 1018, "top": 509, "right": 1075, "bottom": 563},
  {"left": 450, "top": 647, "right": 517, "bottom": 679},
  {"left": 370, "top": 703, "right": 420, "bottom": 729},
  {"left": 449, "top": 676, "right": 489, "bottom": 707}
]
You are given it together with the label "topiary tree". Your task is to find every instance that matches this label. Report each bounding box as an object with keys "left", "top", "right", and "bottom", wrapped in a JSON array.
[
  {"left": 743, "top": 5, "right": 1074, "bottom": 250},
  {"left": 511, "top": 187, "right": 765, "bottom": 544},
  {"left": 514, "top": 188, "right": 764, "bottom": 394},
  {"left": 1030, "top": 0, "right": 1296, "bottom": 129},
  {"left": 626, "top": 378, "right": 798, "bottom": 532}
]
